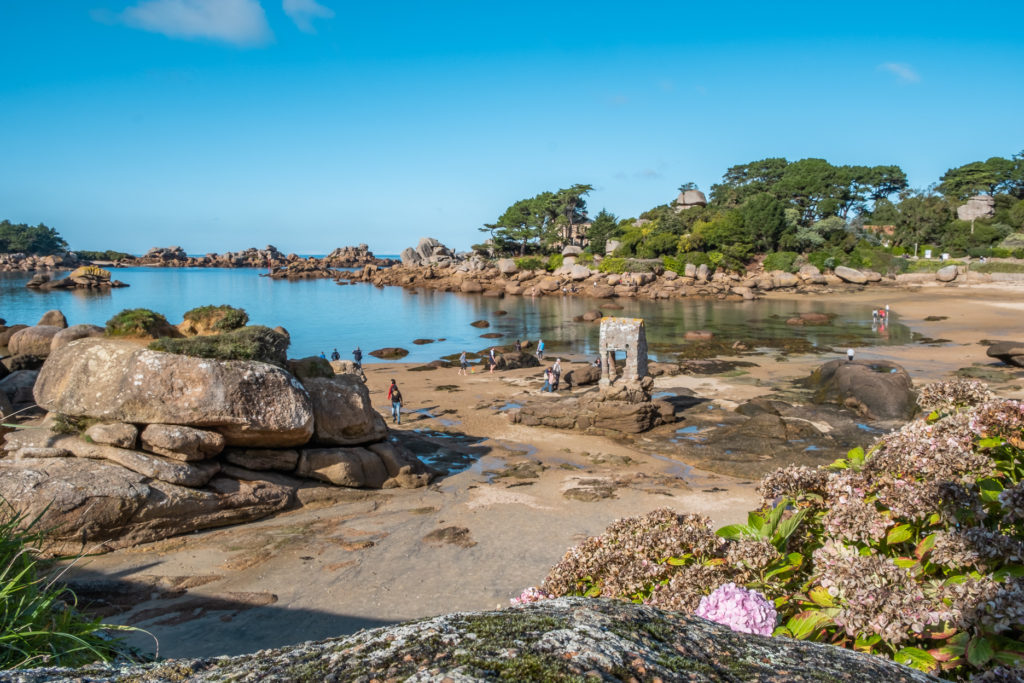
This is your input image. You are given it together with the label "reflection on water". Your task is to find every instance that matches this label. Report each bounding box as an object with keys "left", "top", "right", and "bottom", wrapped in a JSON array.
[{"left": 1, "top": 268, "right": 912, "bottom": 362}]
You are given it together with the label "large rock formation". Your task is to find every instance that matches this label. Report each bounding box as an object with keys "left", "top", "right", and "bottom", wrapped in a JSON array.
[
  {"left": 0, "top": 457, "right": 292, "bottom": 554},
  {"left": 957, "top": 194, "right": 996, "bottom": 221},
  {"left": 33, "top": 338, "right": 315, "bottom": 447},
  {"left": 7, "top": 598, "right": 935, "bottom": 682},
  {"left": 805, "top": 359, "right": 916, "bottom": 419}
]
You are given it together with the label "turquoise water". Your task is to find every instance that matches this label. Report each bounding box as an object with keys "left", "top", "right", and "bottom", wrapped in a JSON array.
[{"left": 0, "top": 268, "right": 912, "bottom": 363}]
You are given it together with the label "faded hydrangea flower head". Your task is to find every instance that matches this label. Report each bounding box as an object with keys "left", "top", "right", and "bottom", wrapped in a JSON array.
[
  {"left": 509, "top": 586, "right": 553, "bottom": 606},
  {"left": 917, "top": 378, "right": 995, "bottom": 414},
  {"left": 693, "top": 583, "right": 777, "bottom": 636}
]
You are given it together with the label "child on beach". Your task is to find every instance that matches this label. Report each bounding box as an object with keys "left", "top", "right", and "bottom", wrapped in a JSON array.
[
  {"left": 489, "top": 347, "right": 497, "bottom": 373},
  {"left": 458, "top": 350, "right": 468, "bottom": 376}
]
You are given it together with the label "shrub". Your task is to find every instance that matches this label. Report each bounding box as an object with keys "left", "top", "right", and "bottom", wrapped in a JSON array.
[
  {"left": 677, "top": 251, "right": 712, "bottom": 268},
  {"left": 576, "top": 252, "right": 594, "bottom": 265},
  {"left": 597, "top": 257, "right": 626, "bottom": 274},
  {"left": 148, "top": 325, "right": 289, "bottom": 366},
  {"left": 0, "top": 500, "right": 138, "bottom": 668},
  {"left": 75, "top": 250, "right": 132, "bottom": 261},
  {"left": 105, "top": 309, "right": 171, "bottom": 338},
  {"left": 540, "top": 380, "right": 1024, "bottom": 680},
  {"left": 662, "top": 256, "right": 683, "bottom": 274},
  {"left": 761, "top": 251, "right": 800, "bottom": 273},
  {"left": 623, "top": 259, "right": 661, "bottom": 274},
  {"left": 546, "top": 254, "right": 564, "bottom": 272},
  {"left": 182, "top": 305, "right": 249, "bottom": 333},
  {"left": 514, "top": 256, "right": 545, "bottom": 271},
  {"left": 973, "top": 262, "right": 1024, "bottom": 274}
]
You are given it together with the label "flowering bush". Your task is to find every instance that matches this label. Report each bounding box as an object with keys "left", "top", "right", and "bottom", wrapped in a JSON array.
[
  {"left": 510, "top": 586, "right": 554, "bottom": 606},
  {"left": 541, "top": 381, "right": 1024, "bottom": 681},
  {"left": 694, "top": 583, "right": 777, "bottom": 636}
]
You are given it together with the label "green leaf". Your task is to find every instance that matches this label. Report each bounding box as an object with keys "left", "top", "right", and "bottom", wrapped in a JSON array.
[
  {"left": 978, "top": 477, "right": 1005, "bottom": 503},
  {"left": 893, "top": 557, "right": 918, "bottom": 569},
  {"left": 766, "top": 503, "right": 787, "bottom": 535},
  {"left": 915, "top": 533, "right": 938, "bottom": 560},
  {"left": 927, "top": 410, "right": 940, "bottom": 422},
  {"left": 895, "top": 646, "right": 937, "bottom": 672},
  {"left": 992, "top": 565, "right": 1024, "bottom": 581},
  {"left": 978, "top": 437, "right": 1004, "bottom": 449},
  {"left": 665, "top": 556, "right": 691, "bottom": 566},
  {"left": 994, "top": 650, "right": 1024, "bottom": 667},
  {"left": 828, "top": 459, "right": 849, "bottom": 470},
  {"left": 584, "top": 585, "right": 601, "bottom": 598},
  {"left": 747, "top": 511, "right": 767, "bottom": 535},
  {"left": 716, "top": 524, "right": 753, "bottom": 541},
  {"left": 854, "top": 634, "right": 881, "bottom": 652},
  {"left": 785, "top": 610, "right": 835, "bottom": 640},
  {"left": 807, "top": 586, "right": 834, "bottom": 607},
  {"left": 886, "top": 524, "right": 913, "bottom": 545},
  {"left": 774, "top": 509, "right": 808, "bottom": 547},
  {"left": 967, "top": 635, "right": 994, "bottom": 667}
]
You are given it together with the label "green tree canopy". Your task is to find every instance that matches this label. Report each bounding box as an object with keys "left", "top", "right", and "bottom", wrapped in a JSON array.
[
  {"left": 586, "top": 208, "right": 618, "bottom": 255},
  {"left": 0, "top": 220, "right": 69, "bottom": 254}
]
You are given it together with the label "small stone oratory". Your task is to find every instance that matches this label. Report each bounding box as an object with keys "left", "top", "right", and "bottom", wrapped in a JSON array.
[{"left": 598, "top": 317, "right": 648, "bottom": 386}]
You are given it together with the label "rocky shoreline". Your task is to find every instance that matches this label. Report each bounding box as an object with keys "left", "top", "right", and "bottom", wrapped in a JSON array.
[
  {"left": 117, "top": 244, "right": 398, "bottom": 272},
  {"left": 341, "top": 238, "right": 991, "bottom": 303}
]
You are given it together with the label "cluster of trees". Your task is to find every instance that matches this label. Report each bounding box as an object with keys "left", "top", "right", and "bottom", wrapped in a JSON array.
[
  {"left": 482, "top": 152, "right": 1024, "bottom": 270},
  {"left": 0, "top": 220, "right": 68, "bottom": 255},
  {"left": 478, "top": 184, "right": 593, "bottom": 255}
]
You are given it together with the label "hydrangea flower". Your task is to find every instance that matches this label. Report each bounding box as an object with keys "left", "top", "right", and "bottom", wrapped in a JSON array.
[
  {"left": 510, "top": 586, "right": 554, "bottom": 606},
  {"left": 694, "top": 583, "right": 777, "bottom": 636}
]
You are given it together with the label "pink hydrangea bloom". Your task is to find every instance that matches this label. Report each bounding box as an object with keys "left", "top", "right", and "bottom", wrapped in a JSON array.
[
  {"left": 694, "top": 582, "right": 777, "bottom": 636},
  {"left": 510, "top": 586, "right": 554, "bottom": 606}
]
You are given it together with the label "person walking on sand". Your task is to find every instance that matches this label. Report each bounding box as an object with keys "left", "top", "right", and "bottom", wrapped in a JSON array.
[
  {"left": 552, "top": 358, "right": 562, "bottom": 390},
  {"left": 514, "top": 339, "right": 522, "bottom": 352},
  {"left": 536, "top": 338, "right": 545, "bottom": 360},
  {"left": 458, "top": 350, "right": 468, "bottom": 376},
  {"left": 847, "top": 348, "right": 855, "bottom": 363},
  {"left": 353, "top": 346, "right": 363, "bottom": 368},
  {"left": 488, "top": 347, "right": 497, "bottom": 373},
  {"left": 387, "top": 379, "right": 403, "bottom": 424},
  {"left": 541, "top": 367, "right": 552, "bottom": 392}
]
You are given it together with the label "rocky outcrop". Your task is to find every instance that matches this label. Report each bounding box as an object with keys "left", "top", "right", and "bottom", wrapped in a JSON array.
[
  {"left": 34, "top": 338, "right": 315, "bottom": 447},
  {"left": 7, "top": 325, "right": 61, "bottom": 357},
  {"left": 6, "top": 598, "right": 935, "bottom": 682},
  {"left": 0, "top": 457, "right": 291, "bottom": 555},
  {"left": 512, "top": 383, "right": 675, "bottom": 436},
  {"left": 50, "top": 324, "right": 105, "bottom": 353},
  {"left": 805, "top": 359, "right": 916, "bottom": 419},
  {"left": 936, "top": 264, "right": 958, "bottom": 282},
  {"left": 987, "top": 341, "right": 1024, "bottom": 368},
  {"left": 957, "top": 194, "right": 996, "bottom": 221},
  {"left": 118, "top": 244, "right": 396, "bottom": 271},
  {"left": 303, "top": 375, "right": 388, "bottom": 445},
  {"left": 26, "top": 266, "right": 128, "bottom": 291},
  {"left": 0, "top": 251, "right": 81, "bottom": 273},
  {"left": 833, "top": 265, "right": 868, "bottom": 285}
]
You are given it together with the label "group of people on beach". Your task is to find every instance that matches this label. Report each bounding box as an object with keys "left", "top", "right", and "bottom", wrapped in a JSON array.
[{"left": 541, "top": 358, "right": 562, "bottom": 392}]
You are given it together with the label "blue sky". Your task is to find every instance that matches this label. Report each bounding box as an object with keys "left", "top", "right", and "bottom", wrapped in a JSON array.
[{"left": 2, "top": 1, "right": 1022, "bottom": 255}]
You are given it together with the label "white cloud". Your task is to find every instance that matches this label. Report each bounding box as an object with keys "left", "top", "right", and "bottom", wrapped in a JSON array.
[
  {"left": 282, "top": 0, "right": 334, "bottom": 33},
  {"left": 878, "top": 62, "right": 921, "bottom": 83},
  {"left": 115, "top": 0, "right": 273, "bottom": 47}
]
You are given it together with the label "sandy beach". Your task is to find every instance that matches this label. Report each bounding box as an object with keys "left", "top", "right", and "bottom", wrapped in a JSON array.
[{"left": 60, "top": 282, "right": 1024, "bottom": 659}]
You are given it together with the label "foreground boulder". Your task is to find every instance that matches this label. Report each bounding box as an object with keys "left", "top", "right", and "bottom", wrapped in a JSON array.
[
  {"left": 7, "top": 325, "right": 62, "bottom": 357},
  {"left": 34, "top": 338, "right": 314, "bottom": 447},
  {"left": 6, "top": 598, "right": 935, "bottom": 682},
  {"left": 804, "top": 359, "right": 916, "bottom": 419},
  {"left": 303, "top": 375, "right": 387, "bottom": 445},
  {"left": 0, "top": 458, "right": 291, "bottom": 555}
]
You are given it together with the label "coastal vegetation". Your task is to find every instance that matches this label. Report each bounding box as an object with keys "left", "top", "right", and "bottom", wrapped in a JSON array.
[
  {"left": 104, "top": 309, "right": 172, "bottom": 338},
  {"left": 538, "top": 380, "right": 1024, "bottom": 680},
  {"left": 0, "top": 501, "right": 135, "bottom": 668},
  {"left": 0, "top": 221, "right": 68, "bottom": 255},
  {"left": 148, "top": 325, "right": 289, "bottom": 366},
  {"left": 182, "top": 305, "right": 249, "bottom": 333},
  {"left": 477, "top": 151, "right": 1024, "bottom": 277}
]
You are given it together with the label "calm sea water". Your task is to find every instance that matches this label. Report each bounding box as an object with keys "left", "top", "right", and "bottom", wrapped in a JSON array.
[{"left": 0, "top": 268, "right": 910, "bottom": 363}]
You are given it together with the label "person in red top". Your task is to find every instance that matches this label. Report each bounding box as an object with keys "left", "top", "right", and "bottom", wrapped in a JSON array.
[{"left": 387, "top": 379, "right": 403, "bottom": 424}]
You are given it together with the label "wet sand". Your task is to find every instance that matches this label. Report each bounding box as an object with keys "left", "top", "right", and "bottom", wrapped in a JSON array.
[{"left": 62, "top": 282, "right": 1024, "bottom": 659}]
